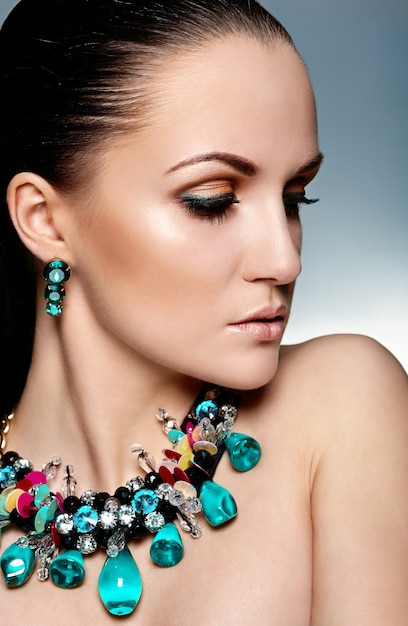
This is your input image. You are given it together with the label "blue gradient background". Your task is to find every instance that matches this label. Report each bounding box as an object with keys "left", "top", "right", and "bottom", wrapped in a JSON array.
[{"left": 2, "top": 0, "right": 407, "bottom": 370}]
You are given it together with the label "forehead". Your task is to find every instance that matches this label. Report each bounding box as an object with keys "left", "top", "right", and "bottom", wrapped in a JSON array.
[{"left": 114, "top": 36, "right": 318, "bottom": 176}]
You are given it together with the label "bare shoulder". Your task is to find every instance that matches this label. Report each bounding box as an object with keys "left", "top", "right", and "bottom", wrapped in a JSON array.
[
  {"left": 278, "top": 333, "right": 407, "bottom": 428},
  {"left": 276, "top": 334, "right": 408, "bottom": 624}
]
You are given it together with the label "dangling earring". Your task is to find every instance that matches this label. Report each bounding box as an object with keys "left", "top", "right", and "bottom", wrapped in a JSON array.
[{"left": 43, "top": 259, "right": 71, "bottom": 317}]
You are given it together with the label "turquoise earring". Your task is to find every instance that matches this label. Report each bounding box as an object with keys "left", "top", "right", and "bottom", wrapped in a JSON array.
[{"left": 43, "top": 259, "right": 71, "bottom": 317}]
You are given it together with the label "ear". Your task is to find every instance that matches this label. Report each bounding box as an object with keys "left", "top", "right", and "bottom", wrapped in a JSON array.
[{"left": 6, "top": 172, "right": 70, "bottom": 264}]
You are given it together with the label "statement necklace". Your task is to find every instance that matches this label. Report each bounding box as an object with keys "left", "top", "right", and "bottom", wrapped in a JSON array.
[{"left": 0, "top": 386, "right": 261, "bottom": 617}]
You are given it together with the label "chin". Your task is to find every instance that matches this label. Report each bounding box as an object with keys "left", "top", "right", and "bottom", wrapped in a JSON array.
[{"left": 200, "top": 351, "right": 281, "bottom": 392}]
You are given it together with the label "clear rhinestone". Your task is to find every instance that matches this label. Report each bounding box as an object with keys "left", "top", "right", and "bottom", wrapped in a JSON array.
[
  {"left": 14, "top": 458, "right": 33, "bottom": 471},
  {"left": 104, "top": 497, "right": 120, "bottom": 513},
  {"left": 191, "top": 526, "right": 202, "bottom": 539},
  {"left": 138, "top": 451, "right": 157, "bottom": 473},
  {"left": 156, "top": 483, "right": 173, "bottom": 500},
  {"left": 62, "top": 465, "right": 77, "bottom": 498},
  {"left": 37, "top": 567, "right": 49, "bottom": 581},
  {"left": 155, "top": 408, "right": 168, "bottom": 422},
  {"left": 219, "top": 405, "right": 237, "bottom": 420},
  {"left": 131, "top": 443, "right": 144, "bottom": 456},
  {"left": 177, "top": 515, "right": 191, "bottom": 532},
  {"left": 80, "top": 490, "right": 97, "bottom": 505},
  {"left": 41, "top": 456, "right": 61, "bottom": 481},
  {"left": 126, "top": 476, "right": 144, "bottom": 493},
  {"left": 144, "top": 512, "right": 165, "bottom": 532},
  {"left": 55, "top": 513, "right": 74, "bottom": 535},
  {"left": 25, "top": 531, "right": 41, "bottom": 549},
  {"left": 118, "top": 505, "right": 136, "bottom": 527},
  {"left": 99, "top": 510, "right": 118, "bottom": 530},
  {"left": 106, "top": 544, "right": 119, "bottom": 558},
  {"left": 16, "top": 535, "right": 30, "bottom": 548},
  {"left": 106, "top": 529, "right": 126, "bottom": 556},
  {"left": 169, "top": 490, "right": 185, "bottom": 507},
  {"left": 77, "top": 534, "right": 97, "bottom": 555},
  {"left": 200, "top": 418, "right": 217, "bottom": 444},
  {"left": 182, "top": 497, "right": 202, "bottom": 514}
]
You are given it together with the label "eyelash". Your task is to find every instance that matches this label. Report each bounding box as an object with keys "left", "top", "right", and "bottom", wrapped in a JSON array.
[
  {"left": 283, "top": 192, "right": 319, "bottom": 218},
  {"left": 179, "top": 192, "right": 239, "bottom": 224},
  {"left": 179, "top": 191, "right": 319, "bottom": 224}
]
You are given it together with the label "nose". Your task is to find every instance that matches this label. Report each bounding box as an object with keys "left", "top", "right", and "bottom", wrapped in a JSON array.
[{"left": 242, "top": 200, "right": 302, "bottom": 285}]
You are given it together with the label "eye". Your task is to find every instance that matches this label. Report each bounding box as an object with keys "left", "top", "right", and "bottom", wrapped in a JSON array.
[
  {"left": 179, "top": 192, "right": 239, "bottom": 224},
  {"left": 283, "top": 192, "right": 319, "bottom": 218}
]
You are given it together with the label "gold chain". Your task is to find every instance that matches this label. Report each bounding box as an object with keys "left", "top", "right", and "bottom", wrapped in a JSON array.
[{"left": 0, "top": 413, "right": 14, "bottom": 461}]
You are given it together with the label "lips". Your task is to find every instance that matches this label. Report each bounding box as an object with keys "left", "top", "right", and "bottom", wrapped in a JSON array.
[
  {"left": 228, "top": 305, "right": 288, "bottom": 342},
  {"left": 232, "top": 305, "right": 287, "bottom": 326}
]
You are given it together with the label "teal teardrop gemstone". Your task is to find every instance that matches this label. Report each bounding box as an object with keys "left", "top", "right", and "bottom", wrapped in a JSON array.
[
  {"left": 167, "top": 429, "right": 184, "bottom": 444},
  {"left": 49, "top": 550, "right": 85, "bottom": 588},
  {"left": 0, "top": 542, "right": 35, "bottom": 587},
  {"left": 225, "top": 432, "right": 262, "bottom": 471},
  {"left": 98, "top": 546, "right": 142, "bottom": 616},
  {"left": 150, "top": 522, "right": 184, "bottom": 567},
  {"left": 200, "top": 480, "right": 237, "bottom": 526}
]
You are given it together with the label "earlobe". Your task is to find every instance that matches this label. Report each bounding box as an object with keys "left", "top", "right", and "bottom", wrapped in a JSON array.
[{"left": 6, "top": 172, "right": 68, "bottom": 263}]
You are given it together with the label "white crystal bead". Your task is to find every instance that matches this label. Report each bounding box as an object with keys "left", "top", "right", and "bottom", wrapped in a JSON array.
[
  {"left": 99, "top": 510, "right": 118, "bottom": 530},
  {"left": 104, "top": 497, "right": 120, "bottom": 513},
  {"left": 144, "top": 512, "right": 165, "bottom": 532},
  {"left": 55, "top": 513, "right": 74, "bottom": 535},
  {"left": 126, "top": 477, "right": 144, "bottom": 493},
  {"left": 37, "top": 567, "right": 49, "bottom": 581},
  {"left": 168, "top": 490, "right": 185, "bottom": 507},
  {"left": 156, "top": 483, "right": 173, "bottom": 500},
  {"left": 118, "top": 505, "right": 135, "bottom": 527},
  {"left": 77, "top": 534, "right": 97, "bottom": 555},
  {"left": 80, "top": 490, "right": 97, "bottom": 505},
  {"left": 182, "top": 497, "right": 202, "bottom": 514},
  {"left": 106, "top": 529, "right": 126, "bottom": 557}
]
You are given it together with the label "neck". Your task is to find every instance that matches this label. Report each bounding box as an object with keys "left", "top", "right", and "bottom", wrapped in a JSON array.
[{"left": 8, "top": 302, "right": 203, "bottom": 493}]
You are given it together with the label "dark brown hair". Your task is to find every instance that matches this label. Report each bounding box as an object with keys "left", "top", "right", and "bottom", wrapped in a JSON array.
[{"left": 0, "top": 0, "right": 293, "bottom": 413}]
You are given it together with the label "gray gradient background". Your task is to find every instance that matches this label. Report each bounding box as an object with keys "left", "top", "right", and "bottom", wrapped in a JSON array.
[{"left": 1, "top": 0, "right": 407, "bottom": 371}]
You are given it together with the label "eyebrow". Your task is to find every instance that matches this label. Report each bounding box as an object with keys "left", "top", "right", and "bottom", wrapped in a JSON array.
[
  {"left": 165, "top": 150, "right": 324, "bottom": 178},
  {"left": 293, "top": 152, "right": 324, "bottom": 177},
  {"left": 165, "top": 152, "right": 258, "bottom": 177}
]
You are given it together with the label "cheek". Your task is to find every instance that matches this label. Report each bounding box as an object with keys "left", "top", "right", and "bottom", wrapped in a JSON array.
[{"left": 73, "top": 201, "right": 238, "bottom": 323}]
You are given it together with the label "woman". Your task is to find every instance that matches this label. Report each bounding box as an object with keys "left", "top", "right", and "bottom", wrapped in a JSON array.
[{"left": 0, "top": 0, "right": 407, "bottom": 623}]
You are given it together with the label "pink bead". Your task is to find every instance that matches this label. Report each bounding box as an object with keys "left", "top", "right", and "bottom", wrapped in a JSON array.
[
  {"left": 186, "top": 422, "right": 195, "bottom": 447},
  {"left": 26, "top": 471, "right": 47, "bottom": 486},
  {"left": 16, "top": 492, "right": 36, "bottom": 518},
  {"left": 56, "top": 492, "right": 65, "bottom": 512}
]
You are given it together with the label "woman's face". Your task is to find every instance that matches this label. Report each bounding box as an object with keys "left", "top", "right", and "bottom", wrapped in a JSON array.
[{"left": 65, "top": 36, "right": 321, "bottom": 390}]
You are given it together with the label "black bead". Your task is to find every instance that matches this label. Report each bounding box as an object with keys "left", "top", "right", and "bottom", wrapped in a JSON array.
[
  {"left": 1, "top": 451, "right": 20, "bottom": 466},
  {"left": 60, "top": 533, "right": 78, "bottom": 550},
  {"left": 9, "top": 509, "right": 34, "bottom": 532},
  {"left": 114, "top": 486, "right": 131, "bottom": 504},
  {"left": 185, "top": 466, "right": 206, "bottom": 489},
  {"left": 94, "top": 492, "right": 110, "bottom": 512},
  {"left": 15, "top": 468, "right": 31, "bottom": 481},
  {"left": 63, "top": 496, "right": 81, "bottom": 513},
  {"left": 128, "top": 516, "right": 147, "bottom": 538},
  {"left": 95, "top": 528, "right": 110, "bottom": 548},
  {"left": 158, "top": 501, "right": 177, "bottom": 523},
  {"left": 144, "top": 472, "right": 163, "bottom": 488}
]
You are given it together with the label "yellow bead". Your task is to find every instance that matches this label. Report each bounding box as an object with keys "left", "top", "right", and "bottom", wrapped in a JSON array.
[
  {"left": 177, "top": 452, "right": 193, "bottom": 471},
  {"left": 5, "top": 489, "right": 25, "bottom": 513},
  {"left": 176, "top": 436, "right": 192, "bottom": 455}
]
